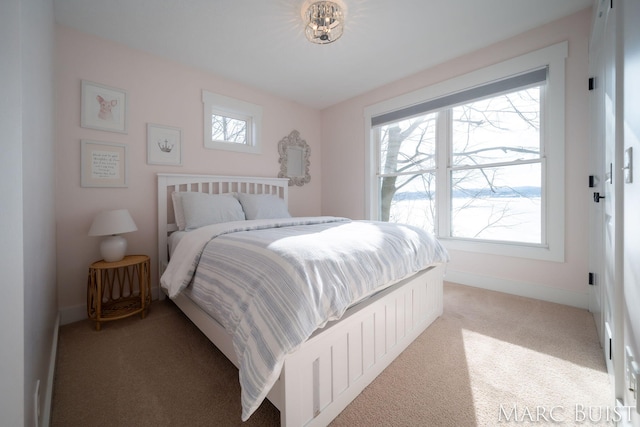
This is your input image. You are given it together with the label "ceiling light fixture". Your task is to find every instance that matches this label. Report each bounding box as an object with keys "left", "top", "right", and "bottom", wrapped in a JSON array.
[{"left": 303, "top": 1, "right": 344, "bottom": 44}]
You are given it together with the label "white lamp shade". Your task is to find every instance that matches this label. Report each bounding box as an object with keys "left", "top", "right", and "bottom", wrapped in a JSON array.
[{"left": 88, "top": 209, "right": 138, "bottom": 237}]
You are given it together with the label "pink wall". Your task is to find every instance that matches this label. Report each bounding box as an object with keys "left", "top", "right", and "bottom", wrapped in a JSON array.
[
  {"left": 321, "top": 9, "right": 592, "bottom": 301},
  {"left": 55, "top": 25, "right": 322, "bottom": 317},
  {"left": 56, "top": 9, "right": 593, "bottom": 317}
]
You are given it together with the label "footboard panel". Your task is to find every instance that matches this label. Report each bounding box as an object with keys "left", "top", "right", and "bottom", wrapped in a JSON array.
[{"left": 273, "top": 264, "right": 444, "bottom": 427}]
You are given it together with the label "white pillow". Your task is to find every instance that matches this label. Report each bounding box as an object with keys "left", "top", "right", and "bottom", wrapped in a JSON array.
[
  {"left": 236, "top": 193, "right": 291, "bottom": 220},
  {"left": 180, "top": 192, "right": 245, "bottom": 230},
  {"left": 171, "top": 192, "right": 187, "bottom": 231}
]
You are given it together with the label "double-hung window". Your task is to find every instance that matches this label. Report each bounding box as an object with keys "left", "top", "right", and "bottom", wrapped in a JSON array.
[{"left": 365, "top": 42, "right": 567, "bottom": 261}]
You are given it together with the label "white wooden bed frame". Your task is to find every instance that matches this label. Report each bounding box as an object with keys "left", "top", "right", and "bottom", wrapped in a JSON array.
[{"left": 157, "top": 173, "right": 444, "bottom": 426}]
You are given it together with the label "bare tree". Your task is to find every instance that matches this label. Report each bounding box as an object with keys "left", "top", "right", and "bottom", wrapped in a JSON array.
[
  {"left": 379, "top": 88, "right": 541, "bottom": 240},
  {"left": 212, "top": 115, "right": 246, "bottom": 143},
  {"left": 380, "top": 119, "right": 433, "bottom": 221}
]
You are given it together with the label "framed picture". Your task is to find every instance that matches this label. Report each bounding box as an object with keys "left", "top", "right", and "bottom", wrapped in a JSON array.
[
  {"left": 80, "top": 140, "right": 128, "bottom": 187},
  {"left": 81, "top": 80, "right": 128, "bottom": 133},
  {"left": 147, "top": 123, "right": 182, "bottom": 166}
]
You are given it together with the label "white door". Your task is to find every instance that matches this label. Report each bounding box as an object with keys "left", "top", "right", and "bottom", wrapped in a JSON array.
[
  {"left": 590, "top": 0, "right": 624, "bottom": 398},
  {"left": 588, "top": 0, "right": 606, "bottom": 346},
  {"left": 602, "top": 0, "right": 625, "bottom": 397},
  {"left": 622, "top": 0, "right": 640, "bottom": 418}
]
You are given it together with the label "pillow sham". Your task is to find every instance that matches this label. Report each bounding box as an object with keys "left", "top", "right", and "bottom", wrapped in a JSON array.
[
  {"left": 236, "top": 193, "right": 291, "bottom": 220},
  {"left": 179, "top": 192, "right": 245, "bottom": 230},
  {"left": 172, "top": 191, "right": 239, "bottom": 230},
  {"left": 171, "top": 192, "right": 187, "bottom": 231}
]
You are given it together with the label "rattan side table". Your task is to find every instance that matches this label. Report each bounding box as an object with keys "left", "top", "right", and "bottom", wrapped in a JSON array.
[{"left": 87, "top": 254, "right": 151, "bottom": 331}]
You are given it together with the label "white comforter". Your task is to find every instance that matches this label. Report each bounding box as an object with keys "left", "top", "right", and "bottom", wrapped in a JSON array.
[{"left": 160, "top": 217, "right": 449, "bottom": 420}]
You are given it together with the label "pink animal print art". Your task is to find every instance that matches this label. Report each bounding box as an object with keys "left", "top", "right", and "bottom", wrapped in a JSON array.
[{"left": 96, "top": 95, "right": 117, "bottom": 121}]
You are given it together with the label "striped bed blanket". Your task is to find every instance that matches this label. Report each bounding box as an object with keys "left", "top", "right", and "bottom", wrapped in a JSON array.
[{"left": 160, "top": 216, "right": 449, "bottom": 421}]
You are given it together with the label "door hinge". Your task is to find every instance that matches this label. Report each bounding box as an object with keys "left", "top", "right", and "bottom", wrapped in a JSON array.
[
  {"left": 593, "top": 192, "right": 605, "bottom": 203},
  {"left": 589, "top": 77, "right": 596, "bottom": 91},
  {"left": 589, "top": 272, "right": 595, "bottom": 285}
]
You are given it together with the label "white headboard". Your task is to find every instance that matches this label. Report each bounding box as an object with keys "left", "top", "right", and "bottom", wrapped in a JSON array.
[{"left": 157, "top": 173, "right": 289, "bottom": 293}]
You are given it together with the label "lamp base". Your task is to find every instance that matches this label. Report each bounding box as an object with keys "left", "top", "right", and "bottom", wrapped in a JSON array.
[{"left": 100, "top": 235, "right": 127, "bottom": 262}]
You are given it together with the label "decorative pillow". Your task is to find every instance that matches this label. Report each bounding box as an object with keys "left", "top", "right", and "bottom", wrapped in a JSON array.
[
  {"left": 179, "top": 192, "right": 245, "bottom": 230},
  {"left": 236, "top": 193, "right": 291, "bottom": 220}
]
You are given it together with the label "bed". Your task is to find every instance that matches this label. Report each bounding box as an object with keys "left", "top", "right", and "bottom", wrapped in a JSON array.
[{"left": 157, "top": 173, "right": 448, "bottom": 426}]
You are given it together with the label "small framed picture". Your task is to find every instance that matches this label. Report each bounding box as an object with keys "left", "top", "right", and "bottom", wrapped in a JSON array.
[
  {"left": 80, "top": 140, "right": 128, "bottom": 187},
  {"left": 81, "top": 80, "right": 128, "bottom": 133},
  {"left": 147, "top": 123, "right": 182, "bottom": 166}
]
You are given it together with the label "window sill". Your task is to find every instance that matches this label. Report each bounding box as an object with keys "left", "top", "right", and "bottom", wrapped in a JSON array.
[
  {"left": 440, "top": 237, "right": 564, "bottom": 262},
  {"left": 204, "top": 140, "right": 261, "bottom": 154}
]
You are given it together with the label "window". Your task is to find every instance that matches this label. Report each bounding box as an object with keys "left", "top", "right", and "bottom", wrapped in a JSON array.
[
  {"left": 365, "top": 42, "right": 567, "bottom": 261},
  {"left": 202, "top": 90, "right": 262, "bottom": 154},
  {"left": 449, "top": 86, "right": 541, "bottom": 243},
  {"left": 212, "top": 113, "right": 248, "bottom": 145}
]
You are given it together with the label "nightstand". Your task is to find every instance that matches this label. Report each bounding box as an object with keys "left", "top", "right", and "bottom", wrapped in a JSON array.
[{"left": 87, "top": 254, "right": 151, "bottom": 331}]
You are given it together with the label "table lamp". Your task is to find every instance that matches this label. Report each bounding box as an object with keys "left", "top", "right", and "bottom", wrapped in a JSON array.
[{"left": 88, "top": 209, "right": 138, "bottom": 262}]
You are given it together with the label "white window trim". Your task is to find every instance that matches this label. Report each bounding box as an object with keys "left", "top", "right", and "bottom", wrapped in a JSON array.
[
  {"left": 202, "top": 90, "right": 262, "bottom": 154},
  {"left": 364, "top": 41, "right": 567, "bottom": 262}
]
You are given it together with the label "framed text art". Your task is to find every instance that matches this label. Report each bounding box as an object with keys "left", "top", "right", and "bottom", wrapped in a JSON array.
[
  {"left": 81, "top": 80, "right": 128, "bottom": 133},
  {"left": 81, "top": 140, "right": 128, "bottom": 188},
  {"left": 147, "top": 123, "right": 182, "bottom": 166}
]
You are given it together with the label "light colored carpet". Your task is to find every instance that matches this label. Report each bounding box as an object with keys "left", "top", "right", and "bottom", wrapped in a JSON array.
[{"left": 51, "top": 283, "right": 612, "bottom": 426}]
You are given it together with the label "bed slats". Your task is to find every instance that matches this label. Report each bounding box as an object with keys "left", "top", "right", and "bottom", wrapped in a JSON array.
[{"left": 275, "top": 266, "right": 444, "bottom": 426}]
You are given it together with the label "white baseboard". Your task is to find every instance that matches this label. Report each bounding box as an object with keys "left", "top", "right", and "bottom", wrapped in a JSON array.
[
  {"left": 41, "top": 313, "right": 60, "bottom": 427},
  {"left": 59, "top": 286, "right": 161, "bottom": 325},
  {"left": 444, "top": 269, "right": 589, "bottom": 309},
  {"left": 61, "top": 274, "right": 588, "bottom": 322}
]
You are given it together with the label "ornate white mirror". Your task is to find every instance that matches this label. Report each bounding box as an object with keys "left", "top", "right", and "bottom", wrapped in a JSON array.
[{"left": 278, "top": 130, "right": 310, "bottom": 186}]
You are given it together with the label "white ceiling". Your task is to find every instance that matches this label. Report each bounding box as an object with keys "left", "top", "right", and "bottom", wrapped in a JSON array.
[{"left": 53, "top": 0, "right": 593, "bottom": 109}]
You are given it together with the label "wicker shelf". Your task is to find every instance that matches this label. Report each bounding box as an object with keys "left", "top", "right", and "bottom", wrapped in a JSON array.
[{"left": 87, "top": 254, "right": 151, "bottom": 331}]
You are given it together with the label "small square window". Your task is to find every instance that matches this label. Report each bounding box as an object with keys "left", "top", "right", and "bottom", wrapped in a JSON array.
[
  {"left": 203, "top": 91, "right": 262, "bottom": 154},
  {"left": 211, "top": 113, "right": 248, "bottom": 145}
]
